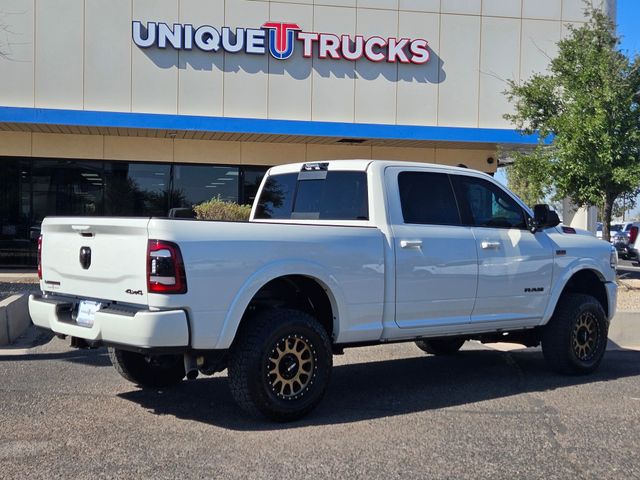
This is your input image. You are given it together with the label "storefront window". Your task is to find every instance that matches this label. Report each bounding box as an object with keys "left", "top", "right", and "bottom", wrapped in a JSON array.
[
  {"left": 172, "top": 165, "right": 240, "bottom": 208},
  {"left": 31, "top": 160, "right": 105, "bottom": 221},
  {"left": 242, "top": 167, "right": 269, "bottom": 206},
  {"left": 0, "top": 159, "right": 33, "bottom": 267},
  {"left": 104, "top": 162, "right": 172, "bottom": 216},
  {"left": 0, "top": 157, "right": 269, "bottom": 267}
]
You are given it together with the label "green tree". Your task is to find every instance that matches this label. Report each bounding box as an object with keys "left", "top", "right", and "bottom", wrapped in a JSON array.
[
  {"left": 610, "top": 192, "right": 637, "bottom": 221},
  {"left": 503, "top": 148, "right": 554, "bottom": 207},
  {"left": 504, "top": 7, "right": 640, "bottom": 241}
]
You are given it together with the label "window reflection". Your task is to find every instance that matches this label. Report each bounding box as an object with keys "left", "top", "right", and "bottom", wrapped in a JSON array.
[
  {"left": 104, "top": 163, "right": 172, "bottom": 216},
  {"left": 0, "top": 157, "right": 270, "bottom": 267},
  {"left": 242, "top": 167, "right": 269, "bottom": 206},
  {"left": 31, "top": 160, "right": 105, "bottom": 221},
  {"left": 173, "top": 165, "right": 240, "bottom": 208},
  {"left": 0, "top": 159, "right": 33, "bottom": 267}
]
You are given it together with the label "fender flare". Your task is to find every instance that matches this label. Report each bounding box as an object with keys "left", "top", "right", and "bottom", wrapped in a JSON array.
[
  {"left": 541, "top": 260, "right": 608, "bottom": 325},
  {"left": 213, "top": 259, "right": 347, "bottom": 349}
]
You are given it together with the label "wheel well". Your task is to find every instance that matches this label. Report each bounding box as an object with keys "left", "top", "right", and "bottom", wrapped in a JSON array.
[
  {"left": 559, "top": 269, "right": 608, "bottom": 317},
  {"left": 241, "top": 275, "right": 335, "bottom": 339}
]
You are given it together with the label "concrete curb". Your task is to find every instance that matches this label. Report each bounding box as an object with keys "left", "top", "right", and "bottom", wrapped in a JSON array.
[
  {"left": 0, "top": 294, "right": 33, "bottom": 346},
  {"left": 469, "top": 312, "right": 640, "bottom": 353},
  {"left": 609, "top": 311, "right": 640, "bottom": 350}
]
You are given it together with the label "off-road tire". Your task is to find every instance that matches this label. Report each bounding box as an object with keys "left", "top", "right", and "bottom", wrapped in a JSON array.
[
  {"left": 227, "top": 309, "right": 332, "bottom": 422},
  {"left": 541, "top": 293, "right": 608, "bottom": 375},
  {"left": 415, "top": 337, "right": 465, "bottom": 355},
  {"left": 108, "top": 347, "right": 185, "bottom": 388}
]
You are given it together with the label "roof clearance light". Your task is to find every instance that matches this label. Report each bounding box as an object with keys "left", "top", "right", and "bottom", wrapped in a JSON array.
[{"left": 302, "top": 162, "right": 329, "bottom": 172}]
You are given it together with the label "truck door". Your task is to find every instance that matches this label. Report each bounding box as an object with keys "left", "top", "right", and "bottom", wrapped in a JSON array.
[
  {"left": 450, "top": 174, "right": 553, "bottom": 324},
  {"left": 386, "top": 167, "right": 478, "bottom": 329}
]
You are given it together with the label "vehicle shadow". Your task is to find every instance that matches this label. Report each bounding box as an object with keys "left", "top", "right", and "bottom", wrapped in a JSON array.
[
  {"left": 0, "top": 344, "right": 112, "bottom": 368},
  {"left": 0, "top": 349, "right": 112, "bottom": 367},
  {"left": 117, "top": 347, "right": 640, "bottom": 431}
]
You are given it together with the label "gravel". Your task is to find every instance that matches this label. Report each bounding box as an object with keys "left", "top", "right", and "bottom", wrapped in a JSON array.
[{"left": 616, "top": 278, "right": 640, "bottom": 311}]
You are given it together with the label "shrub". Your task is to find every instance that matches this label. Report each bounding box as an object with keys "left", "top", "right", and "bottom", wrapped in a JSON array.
[{"left": 193, "top": 197, "right": 252, "bottom": 222}]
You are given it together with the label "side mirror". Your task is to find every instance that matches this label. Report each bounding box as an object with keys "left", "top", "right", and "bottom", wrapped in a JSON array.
[{"left": 530, "top": 204, "right": 561, "bottom": 232}]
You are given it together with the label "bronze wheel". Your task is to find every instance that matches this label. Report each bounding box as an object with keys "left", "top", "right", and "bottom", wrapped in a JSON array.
[
  {"left": 572, "top": 311, "right": 601, "bottom": 362},
  {"left": 267, "top": 334, "right": 316, "bottom": 400}
]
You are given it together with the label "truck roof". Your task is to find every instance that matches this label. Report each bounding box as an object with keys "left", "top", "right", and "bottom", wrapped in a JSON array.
[{"left": 267, "top": 159, "right": 486, "bottom": 175}]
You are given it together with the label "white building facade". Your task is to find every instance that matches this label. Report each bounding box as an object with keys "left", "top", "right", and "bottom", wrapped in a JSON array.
[{"left": 0, "top": 0, "right": 616, "bottom": 266}]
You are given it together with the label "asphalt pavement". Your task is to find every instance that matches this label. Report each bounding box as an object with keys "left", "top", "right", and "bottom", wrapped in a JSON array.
[{"left": 0, "top": 332, "right": 639, "bottom": 479}]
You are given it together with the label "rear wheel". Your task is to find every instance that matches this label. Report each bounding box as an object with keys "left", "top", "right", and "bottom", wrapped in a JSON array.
[
  {"left": 542, "top": 293, "right": 608, "bottom": 375},
  {"left": 228, "top": 308, "right": 332, "bottom": 422},
  {"left": 415, "top": 337, "right": 465, "bottom": 355},
  {"left": 108, "top": 347, "right": 185, "bottom": 388}
]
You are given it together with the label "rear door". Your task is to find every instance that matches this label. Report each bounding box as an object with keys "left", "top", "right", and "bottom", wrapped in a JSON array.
[
  {"left": 450, "top": 174, "right": 553, "bottom": 323},
  {"left": 387, "top": 167, "right": 478, "bottom": 329},
  {"left": 40, "top": 217, "right": 150, "bottom": 305}
]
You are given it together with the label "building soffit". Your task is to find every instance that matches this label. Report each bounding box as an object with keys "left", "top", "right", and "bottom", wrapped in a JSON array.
[{"left": 0, "top": 106, "right": 544, "bottom": 151}]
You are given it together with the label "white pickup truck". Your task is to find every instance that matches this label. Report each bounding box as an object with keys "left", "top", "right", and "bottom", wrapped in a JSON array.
[{"left": 30, "top": 160, "right": 618, "bottom": 421}]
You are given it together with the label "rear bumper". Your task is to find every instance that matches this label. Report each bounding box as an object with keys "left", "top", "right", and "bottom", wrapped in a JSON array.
[{"left": 28, "top": 294, "right": 189, "bottom": 349}]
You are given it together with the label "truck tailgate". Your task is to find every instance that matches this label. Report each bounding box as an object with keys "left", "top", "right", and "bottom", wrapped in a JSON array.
[{"left": 40, "top": 217, "right": 150, "bottom": 305}]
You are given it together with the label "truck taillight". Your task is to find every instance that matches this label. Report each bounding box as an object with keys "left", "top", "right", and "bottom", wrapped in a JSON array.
[
  {"left": 147, "top": 240, "right": 187, "bottom": 294},
  {"left": 37, "top": 235, "right": 43, "bottom": 280},
  {"left": 630, "top": 226, "right": 639, "bottom": 245}
]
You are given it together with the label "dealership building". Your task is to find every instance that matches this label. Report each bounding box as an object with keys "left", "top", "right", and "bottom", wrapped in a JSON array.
[{"left": 0, "top": 0, "right": 615, "bottom": 266}]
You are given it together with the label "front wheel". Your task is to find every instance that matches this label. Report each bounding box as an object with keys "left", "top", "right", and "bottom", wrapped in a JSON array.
[
  {"left": 541, "top": 293, "right": 608, "bottom": 375},
  {"left": 108, "top": 347, "right": 185, "bottom": 388},
  {"left": 228, "top": 309, "right": 332, "bottom": 422}
]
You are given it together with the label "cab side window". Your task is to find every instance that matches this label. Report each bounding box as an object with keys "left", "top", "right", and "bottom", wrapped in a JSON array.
[
  {"left": 398, "top": 171, "right": 461, "bottom": 225},
  {"left": 452, "top": 175, "right": 526, "bottom": 229}
]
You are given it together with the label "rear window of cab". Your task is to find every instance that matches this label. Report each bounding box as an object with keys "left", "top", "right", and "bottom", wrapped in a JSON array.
[{"left": 255, "top": 171, "right": 369, "bottom": 221}]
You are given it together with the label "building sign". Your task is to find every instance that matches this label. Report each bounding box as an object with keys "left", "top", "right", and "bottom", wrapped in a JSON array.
[{"left": 132, "top": 21, "right": 430, "bottom": 64}]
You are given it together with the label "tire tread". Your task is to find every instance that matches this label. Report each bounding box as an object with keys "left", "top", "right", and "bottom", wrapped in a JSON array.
[
  {"left": 108, "top": 347, "right": 185, "bottom": 388},
  {"left": 542, "top": 293, "right": 607, "bottom": 375},
  {"left": 415, "top": 337, "right": 465, "bottom": 356},
  {"left": 228, "top": 309, "right": 332, "bottom": 421}
]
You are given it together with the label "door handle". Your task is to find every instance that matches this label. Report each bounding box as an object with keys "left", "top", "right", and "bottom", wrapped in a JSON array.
[
  {"left": 400, "top": 240, "right": 423, "bottom": 249},
  {"left": 481, "top": 241, "right": 501, "bottom": 250}
]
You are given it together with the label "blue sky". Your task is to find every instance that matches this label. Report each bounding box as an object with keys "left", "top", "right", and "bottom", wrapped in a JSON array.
[
  {"left": 617, "top": 0, "right": 640, "bottom": 55},
  {"left": 617, "top": 0, "right": 640, "bottom": 218},
  {"left": 497, "top": 1, "right": 640, "bottom": 218}
]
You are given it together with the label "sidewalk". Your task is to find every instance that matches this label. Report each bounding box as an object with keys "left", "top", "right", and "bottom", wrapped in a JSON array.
[
  {"left": 0, "top": 271, "right": 38, "bottom": 283},
  {"left": 609, "top": 311, "right": 640, "bottom": 350},
  {"left": 0, "top": 272, "right": 39, "bottom": 345}
]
